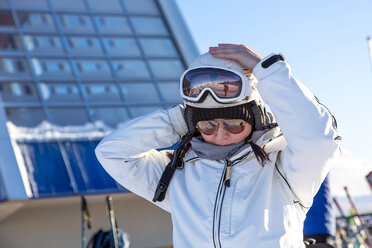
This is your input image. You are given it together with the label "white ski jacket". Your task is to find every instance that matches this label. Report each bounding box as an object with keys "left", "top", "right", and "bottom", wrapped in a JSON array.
[{"left": 95, "top": 56, "right": 341, "bottom": 248}]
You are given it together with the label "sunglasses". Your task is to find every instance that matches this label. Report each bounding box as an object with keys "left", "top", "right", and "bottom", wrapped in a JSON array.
[
  {"left": 195, "top": 119, "right": 248, "bottom": 135},
  {"left": 180, "top": 67, "right": 251, "bottom": 103}
]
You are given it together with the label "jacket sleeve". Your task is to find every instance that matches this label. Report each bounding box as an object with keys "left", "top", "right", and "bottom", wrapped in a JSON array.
[
  {"left": 95, "top": 105, "right": 188, "bottom": 212},
  {"left": 253, "top": 54, "right": 341, "bottom": 208}
]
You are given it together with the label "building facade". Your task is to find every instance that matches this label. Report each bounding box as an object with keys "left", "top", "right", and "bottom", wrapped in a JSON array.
[{"left": 0, "top": 0, "right": 198, "bottom": 247}]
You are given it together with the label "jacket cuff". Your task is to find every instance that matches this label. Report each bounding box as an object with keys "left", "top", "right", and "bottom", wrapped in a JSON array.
[
  {"left": 252, "top": 53, "right": 286, "bottom": 80},
  {"left": 168, "top": 105, "right": 188, "bottom": 136}
]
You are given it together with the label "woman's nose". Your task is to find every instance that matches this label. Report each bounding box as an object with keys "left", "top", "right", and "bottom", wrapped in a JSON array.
[{"left": 215, "top": 123, "right": 229, "bottom": 136}]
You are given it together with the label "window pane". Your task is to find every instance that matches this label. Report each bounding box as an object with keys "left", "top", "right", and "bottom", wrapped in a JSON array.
[
  {"left": 0, "top": 11, "right": 16, "bottom": 27},
  {"left": 82, "top": 82, "right": 121, "bottom": 102},
  {"left": 0, "top": 34, "right": 23, "bottom": 51},
  {"left": 102, "top": 37, "right": 140, "bottom": 57},
  {"left": 39, "top": 82, "right": 81, "bottom": 103},
  {"left": 112, "top": 60, "right": 150, "bottom": 79},
  {"left": 95, "top": 16, "right": 132, "bottom": 34},
  {"left": 6, "top": 107, "right": 45, "bottom": 127},
  {"left": 129, "top": 106, "right": 160, "bottom": 118},
  {"left": 31, "top": 58, "right": 72, "bottom": 77},
  {"left": 0, "top": 58, "right": 31, "bottom": 75},
  {"left": 91, "top": 107, "right": 128, "bottom": 127},
  {"left": 120, "top": 82, "right": 160, "bottom": 102},
  {"left": 88, "top": 0, "right": 122, "bottom": 13},
  {"left": 131, "top": 17, "right": 167, "bottom": 35},
  {"left": 24, "top": 35, "right": 64, "bottom": 54},
  {"left": 13, "top": 0, "right": 48, "bottom": 9},
  {"left": 140, "top": 38, "right": 177, "bottom": 57},
  {"left": 50, "top": 0, "right": 86, "bottom": 10},
  {"left": 122, "top": 0, "right": 159, "bottom": 14},
  {"left": 158, "top": 81, "right": 182, "bottom": 103},
  {"left": 65, "top": 36, "right": 103, "bottom": 56},
  {"left": 149, "top": 59, "right": 184, "bottom": 79},
  {"left": 48, "top": 108, "right": 89, "bottom": 126},
  {"left": 0, "top": 0, "right": 9, "bottom": 7},
  {"left": 17, "top": 12, "right": 55, "bottom": 31},
  {"left": 58, "top": 14, "right": 94, "bottom": 33},
  {"left": 73, "top": 60, "right": 111, "bottom": 78},
  {"left": 0, "top": 81, "right": 39, "bottom": 103}
]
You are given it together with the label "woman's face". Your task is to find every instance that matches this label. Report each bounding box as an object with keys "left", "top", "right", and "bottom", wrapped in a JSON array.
[{"left": 200, "top": 119, "right": 253, "bottom": 146}]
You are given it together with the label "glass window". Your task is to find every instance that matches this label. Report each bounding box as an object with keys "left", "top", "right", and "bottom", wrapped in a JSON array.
[
  {"left": 158, "top": 81, "right": 182, "bottom": 103},
  {"left": 149, "top": 59, "right": 184, "bottom": 79},
  {"left": 0, "top": 81, "right": 39, "bottom": 103},
  {"left": 23, "top": 35, "right": 64, "bottom": 54},
  {"left": 73, "top": 60, "right": 111, "bottom": 78},
  {"left": 131, "top": 17, "right": 167, "bottom": 35},
  {"left": 31, "top": 58, "right": 71, "bottom": 77},
  {"left": 17, "top": 12, "right": 55, "bottom": 32},
  {"left": 5, "top": 107, "right": 45, "bottom": 127},
  {"left": 0, "top": 34, "right": 23, "bottom": 51},
  {"left": 0, "top": 0, "right": 9, "bottom": 7},
  {"left": 122, "top": 0, "right": 159, "bottom": 15},
  {"left": 39, "top": 82, "right": 81, "bottom": 103},
  {"left": 88, "top": 0, "right": 122, "bottom": 13},
  {"left": 81, "top": 82, "right": 121, "bottom": 102},
  {"left": 102, "top": 37, "right": 140, "bottom": 57},
  {"left": 120, "top": 81, "right": 160, "bottom": 102},
  {"left": 94, "top": 16, "right": 132, "bottom": 34},
  {"left": 140, "top": 38, "right": 177, "bottom": 57},
  {"left": 48, "top": 107, "right": 89, "bottom": 126},
  {"left": 0, "top": 11, "right": 16, "bottom": 27},
  {"left": 50, "top": 0, "right": 86, "bottom": 10},
  {"left": 58, "top": 14, "right": 94, "bottom": 33},
  {"left": 91, "top": 107, "right": 128, "bottom": 127},
  {"left": 129, "top": 106, "right": 161, "bottom": 118},
  {"left": 0, "top": 58, "right": 31, "bottom": 74},
  {"left": 13, "top": 0, "right": 48, "bottom": 9},
  {"left": 112, "top": 60, "right": 150, "bottom": 79},
  {"left": 65, "top": 36, "right": 103, "bottom": 56}
]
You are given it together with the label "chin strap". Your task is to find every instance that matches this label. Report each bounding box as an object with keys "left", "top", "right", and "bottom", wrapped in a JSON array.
[{"left": 153, "top": 132, "right": 194, "bottom": 202}]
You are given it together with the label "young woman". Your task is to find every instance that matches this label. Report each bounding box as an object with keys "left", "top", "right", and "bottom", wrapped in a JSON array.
[{"left": 95, "top": 44, "right": 341, "bottom": 247}]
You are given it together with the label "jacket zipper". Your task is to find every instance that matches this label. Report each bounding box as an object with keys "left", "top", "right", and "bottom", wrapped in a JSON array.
[
  {"left": 212, "top": 160, "right": 230, "bottom": 248},
  {"left": 212, "top": 152, "right": 252, "bottom": 248}
]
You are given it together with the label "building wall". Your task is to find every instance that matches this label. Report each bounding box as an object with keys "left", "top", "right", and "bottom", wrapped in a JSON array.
[
  {"left": 0, "top": 193, "right": 173, "bottom": 248},
  {"left": 0, "top": 1, "right": 198, "bottom": 247},
  {"left": 0, "top": 0, "right": 198, "bottom": 201}
]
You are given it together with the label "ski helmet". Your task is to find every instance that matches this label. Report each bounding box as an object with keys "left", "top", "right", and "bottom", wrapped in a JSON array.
[{"left": 180, "top": 52, "right": 269, "bottom": 133}]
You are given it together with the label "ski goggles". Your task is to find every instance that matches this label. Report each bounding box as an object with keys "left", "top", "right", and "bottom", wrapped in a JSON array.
[
  {"left": 180, "top": 66, "right": 251, "bottom": 103},
  {"left": 196, "top": 119, "right": 248, "bottom": 135}
]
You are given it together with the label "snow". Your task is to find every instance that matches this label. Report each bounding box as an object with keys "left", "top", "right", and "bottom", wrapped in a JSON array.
[{"left": 6, "top": 121, "right": 113, "bottom": 142}]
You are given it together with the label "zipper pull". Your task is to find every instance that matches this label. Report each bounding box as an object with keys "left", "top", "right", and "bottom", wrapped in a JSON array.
[{"left": 224, "top": 162, "right": 232, "bottom": 187}]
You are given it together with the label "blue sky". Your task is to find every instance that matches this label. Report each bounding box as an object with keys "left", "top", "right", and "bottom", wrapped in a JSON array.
[{"left": 175, "top": 0, "right": 372, "bottom": 197}]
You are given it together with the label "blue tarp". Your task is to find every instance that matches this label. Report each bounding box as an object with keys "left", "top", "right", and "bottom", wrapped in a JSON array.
[
  {"left": 304, "top": 175, "right": 335, "bottom": 236},
  {"left": 0, "top": 170, "right": 6, "bottom": 201},
  {"left": 17, "top": 140, "right": 127, "bottom": 199}
]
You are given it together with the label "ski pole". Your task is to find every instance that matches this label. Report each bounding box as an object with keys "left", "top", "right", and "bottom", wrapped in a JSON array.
[
  {"left": 81, "top": 196, "right": 91, "bottom": 248},
  {"left": 366, "top": 171, "right": 372, "bottom": 192},
  {"left": 106, "top": 196, "right": 119, "bottom": 248},
  {"left": 333, "top": 197, "right": 352, "bottom": 247},
  {"left": 343, "top": 186, "right": 372, "bottom": 246}
]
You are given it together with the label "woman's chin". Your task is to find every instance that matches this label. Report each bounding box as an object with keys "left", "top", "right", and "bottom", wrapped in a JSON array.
[{"left": 214, "top": 140, "right": 234, "bottom": 146}]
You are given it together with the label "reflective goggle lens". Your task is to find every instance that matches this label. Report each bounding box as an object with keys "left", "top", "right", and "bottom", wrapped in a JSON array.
[
  {"left": 196, "top": 119, "right": 247, "bottom": 135},
  {"left": 182, "top": 68, "right": 243, "bottom": 99}
]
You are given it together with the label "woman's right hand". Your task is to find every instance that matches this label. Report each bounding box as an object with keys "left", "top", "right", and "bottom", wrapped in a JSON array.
[{"left": 208, "top": 44, "right": 262, "bottom": 73}]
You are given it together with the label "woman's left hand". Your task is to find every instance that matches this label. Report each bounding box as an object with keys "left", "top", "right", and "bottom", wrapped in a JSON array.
[{"left": 209, "top": 44, "right": 262, "bottom": 73}]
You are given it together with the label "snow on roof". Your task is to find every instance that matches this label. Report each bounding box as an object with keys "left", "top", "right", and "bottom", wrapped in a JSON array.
[{"left": 6, "top": 121, "right": 113, "bottom": 142}]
